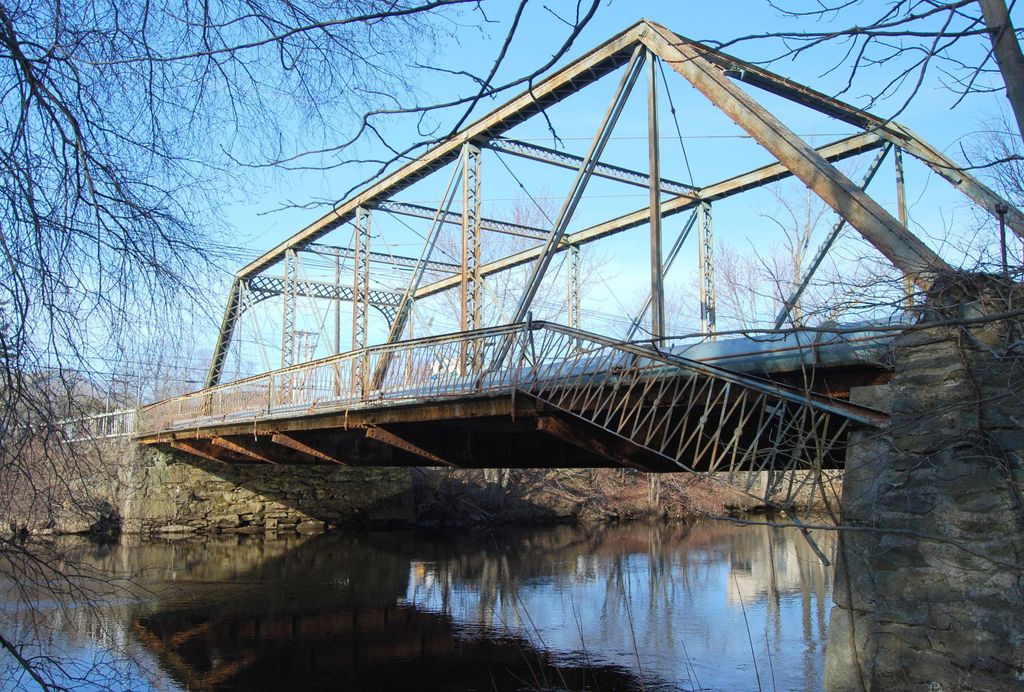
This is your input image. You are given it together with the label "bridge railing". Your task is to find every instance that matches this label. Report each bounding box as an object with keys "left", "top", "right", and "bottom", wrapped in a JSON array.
[
  {"left": 139, "top": 321, "right": 884, "bottom": 436},
  {"left": 59, "top": 408, "right": 138, "bottom": 442},
  {"left": 140, "top": 323, "right": 528, "bottom": 433}
]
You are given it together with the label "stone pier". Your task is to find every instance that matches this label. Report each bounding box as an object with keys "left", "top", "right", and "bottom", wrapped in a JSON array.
[{"left": 826, "top": 276, "right": 1024, "bottom": 690}]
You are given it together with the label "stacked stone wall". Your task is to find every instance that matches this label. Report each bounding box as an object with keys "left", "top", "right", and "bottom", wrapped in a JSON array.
[
  {"left": 827, "top": 275, "right": 1024, "bottom": 691},
  {"left": 56, "top": 445, "right": 414, "bottom": 535}
]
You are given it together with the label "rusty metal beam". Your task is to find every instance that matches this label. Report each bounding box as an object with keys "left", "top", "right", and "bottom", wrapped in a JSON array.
[
  {"left": 536, "top": 415, "right": 650, "bottom": 471},
  {"left": 882, "top": 123, "right": 1024, "bottom": 239},
  {"left": 305, "top": 242, "right": 460, "bottom": 273},
  {"left": 414, "top": 132, "right": 884, "bottom": 300},
  {"left": 205, "top": 279, "right": 242, "bottom": 388},
  {"left": 211, "top": 436, "right": 277, "bottom": 464},
  {"left": 485, "top": 137, "right": 696, "bottom": 197},
  {"left": 170, "top": 440, "right": 227, "bottom": 465},
  {"left": 270, "top": 433, "right": 348, "bottom": 465},
  {"left": 364, "top": 425, "right": 454, "bottom": 466},
  {"left": 372, "top": 200, "right": 548, "bottom": 241},
  {"left": 641, "top": 23, "right": 948, "bottom": 282}
]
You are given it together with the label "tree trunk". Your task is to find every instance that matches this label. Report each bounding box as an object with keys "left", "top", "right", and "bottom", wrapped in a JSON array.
[{"left": 979, "top": 0, "right": 1024, "bottom": 145}]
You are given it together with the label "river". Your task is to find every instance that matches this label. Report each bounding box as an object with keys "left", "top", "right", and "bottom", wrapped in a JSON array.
[{"left": 1, "top": 520, "right": 834, "bottom": 691}]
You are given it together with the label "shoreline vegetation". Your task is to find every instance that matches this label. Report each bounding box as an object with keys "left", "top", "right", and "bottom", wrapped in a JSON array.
[{"left": 409, "top": 467, "right": 838, "bottom": 528}]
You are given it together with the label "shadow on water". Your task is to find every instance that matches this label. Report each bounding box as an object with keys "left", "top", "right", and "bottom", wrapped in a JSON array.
[{"left": 3, "top": 521, "right": 835, "bottom": 691}]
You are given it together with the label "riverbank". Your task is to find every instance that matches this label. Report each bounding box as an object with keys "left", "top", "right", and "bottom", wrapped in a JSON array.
[
  {"left": 5, "top": 442, "right": 839, "bottom": 539},
  {"left": 410, "top": 467, "right": 839, "bottom": 526}
]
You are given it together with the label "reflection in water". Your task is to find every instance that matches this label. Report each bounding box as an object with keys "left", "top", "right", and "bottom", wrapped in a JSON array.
[{"left": 2, "top": 521, "right": 834, "bottom": 691}]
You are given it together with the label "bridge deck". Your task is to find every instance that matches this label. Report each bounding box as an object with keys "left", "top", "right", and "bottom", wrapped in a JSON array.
[{"left": 138, "top": 323, "right": 889, "bottom": 473}]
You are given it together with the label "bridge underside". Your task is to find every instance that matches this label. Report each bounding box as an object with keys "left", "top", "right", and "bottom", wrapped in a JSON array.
[{"left": 139, "top": 395, "right": 823, "bottom": 472}]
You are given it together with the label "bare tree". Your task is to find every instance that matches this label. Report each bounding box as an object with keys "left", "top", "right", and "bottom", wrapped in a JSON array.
[
  {"left": 713, "top": 1, "right": 1024, "bottom": 144},
  {"left": 0, "top": 1, "right": 603, "bottom": 686}
]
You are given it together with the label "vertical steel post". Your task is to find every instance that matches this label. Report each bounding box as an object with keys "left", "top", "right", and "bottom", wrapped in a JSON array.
[
  {"left": 352, "top": 207, "right": 371, "bottom": 395},
  {"left": 334, "top": 247, "right": 342, "bottom": 354},
  {"left": 281, "top": 249, "right": 297, "bottom": 369},
  {"left": 404, "top": 303, "right": 415, "bottom": 386},
  {"left": 996, "top": 202, "right": 1009, "bottom": 274},
  {"left": 698, "top": 201, "right": 716, "bottom": 338},
  {"left": 460, "top": 143, "right": 483, "bottom": 374},
  {"left": 568, "top": 245, "right": 581, "bottom": 330},
  {"left": 894, "top": 147, "right": 915, "bottom": 308},
  {"left": 647, "top": 51, "right": 666, "bottom": 340},
  {"left": 625, "top": 210, "right": 698, "bottom": 341},
  {"left": 235, "top": 280, "right": 248, "bottom": 379},
  {"left": 352, "top": 207, "right": 371, "bottom": 351}
]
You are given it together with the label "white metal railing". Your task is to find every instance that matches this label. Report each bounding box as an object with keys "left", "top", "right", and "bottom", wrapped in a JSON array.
[{"left": 59, "top": 408, "right": 138, "bottom": 442}]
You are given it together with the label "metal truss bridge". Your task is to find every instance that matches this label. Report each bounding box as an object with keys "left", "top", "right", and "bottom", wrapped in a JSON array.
[
  {"left": 138, "top": 320, "right": 886, "bottom": 473},
  {"left": 136, "top": 20, "right": 1022, "bottom": 481}
]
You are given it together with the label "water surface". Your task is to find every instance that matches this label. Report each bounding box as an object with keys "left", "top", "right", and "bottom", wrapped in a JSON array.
[{"left": 2, "top": 521, "right": 834, "bottom": 690}]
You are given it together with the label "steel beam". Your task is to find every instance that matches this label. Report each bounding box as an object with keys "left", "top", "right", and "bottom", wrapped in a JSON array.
[
  {"left": 246, "top": 275, "right": 401, "bottom": 311},
  {"left": 460, "top": 144, "right": 483, "bottom": 374},
  {"left": 170, "top": 440, "right": 227, "bottom": 465},
  {"left": 271, "top": 433, "right": 347, "bottom": 465},
  {"left": 647, "top": 52, "right": 666, "bottom": 340},
  {"left": 641, "top": 23, "right": 948, "bottom": 282},
  {"left": 351, "top": 208, "right": 371, "bottom": 352},
  {"left": 536, "top": 415, "right": 650, "bottom": 471},
  {"left": 305, "top": 242, "right": 460, "bottom": 274},
  {"left": 675, "top": 22, "right": 1024, "bottom": 239},
  {"left": 698, "top": 202, "right": 716, "bottom": 337},
  {"left": 485, "top": 137, "right": 696, "bottom": 197},
  {"left": 373, "top": 200, "right": 548, "bottom": 241},
  {"left": 384, "top": 161, "right": 464, "bottom": 346},
  {"left": 352, "top": 207, "right": 371, "bottom": 395},
  {"left": 568, "top": 246, "right": 581, "bottom": 330},
  {"left": 510, "top": 46, "right": 646, "bottom": 326},
  {"left": 883, "top": 122, "right": 1024, "bottom": 239},
  {"left": 364, "top": 426, "right": 453, "bottom": 466},
  {"left": 333, "top": 249, "right": 342, "bottom": 354},
  {"left": 211, "top": 436, "right": 277, "bottom": 464},
  {"left": 281, "top": 249, "right": 297, "bottom": 369},
  {"left": 894, "top": 146, "right": 915, "bottom": 308},
  {"left": 412, "top": 133, "right": 884, "bottom": 301},
  {"left": 205, "top": 279, "right": 242, "bottom": 388},
  {"left": 774, "top": 143, "right": 893, "bottom": 329},
  {"left": 626, "top": 210, "right": 698, "bottom": 341}
]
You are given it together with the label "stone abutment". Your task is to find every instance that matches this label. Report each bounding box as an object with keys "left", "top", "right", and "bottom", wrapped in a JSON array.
[{"left": 826, "top": 274, "right": 1024, "bottom": 690}]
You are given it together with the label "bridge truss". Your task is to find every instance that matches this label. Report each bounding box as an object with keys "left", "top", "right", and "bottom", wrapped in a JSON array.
[
  {"left": 202, "top": 19, "right": 1023, "bottom": 392},
  {"left": 141, "top": 20, "right": 1024, "bottom": 497}
]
